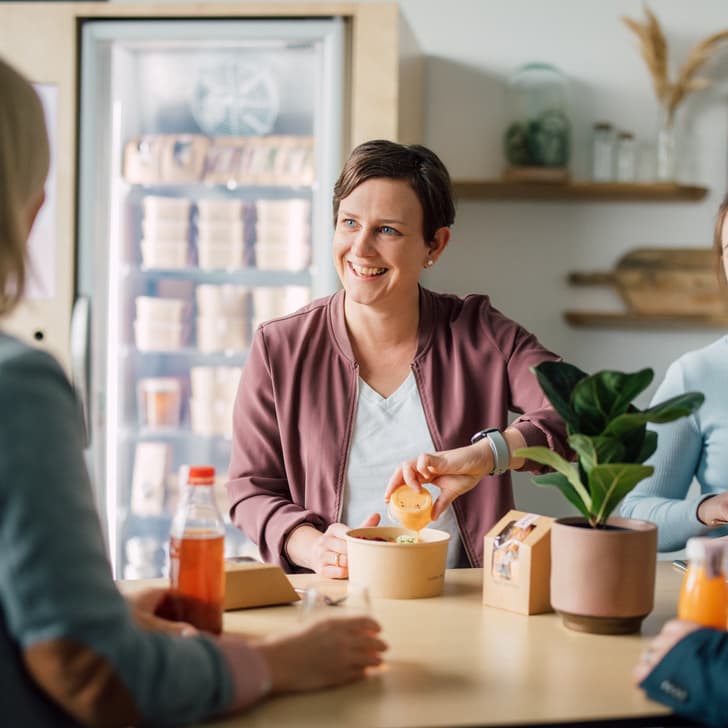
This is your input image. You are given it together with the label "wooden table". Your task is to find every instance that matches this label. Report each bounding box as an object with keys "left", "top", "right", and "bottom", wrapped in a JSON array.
[{"left": 187, "top": 562, "right": 691, "bottom": 728}]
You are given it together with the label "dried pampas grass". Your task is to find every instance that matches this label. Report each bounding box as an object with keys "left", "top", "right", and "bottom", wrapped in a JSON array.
[{"left": 622, "top": 5, "right": 728, "bottom": 126}]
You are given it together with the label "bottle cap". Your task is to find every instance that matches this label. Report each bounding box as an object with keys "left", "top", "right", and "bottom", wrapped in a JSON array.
[
  {"left": 686, "top": 536, "right": 725, "bottom": 561},
  {"left": 187, "top": 465, "right": 215, "bottom": 485}
]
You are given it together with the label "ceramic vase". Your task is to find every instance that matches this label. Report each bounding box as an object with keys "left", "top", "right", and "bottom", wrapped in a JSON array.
[{"left": 550, "top": 516, "right": 658, "bottom": 635}]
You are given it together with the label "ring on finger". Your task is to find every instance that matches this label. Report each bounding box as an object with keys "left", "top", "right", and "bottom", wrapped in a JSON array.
[{"left": 334, "top": 552, "right": 342, "bottom": 568}]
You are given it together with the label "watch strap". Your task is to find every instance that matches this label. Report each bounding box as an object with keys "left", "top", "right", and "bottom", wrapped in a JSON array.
[{"left": 471, "top": 428, "right": 510, "bottom": 476}]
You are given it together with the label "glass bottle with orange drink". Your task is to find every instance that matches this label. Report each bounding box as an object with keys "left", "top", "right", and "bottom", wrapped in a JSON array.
[
  {"left": 677, "top": 537, "right": 727, "bottom": 630},
  {"left": 168, "top": 465, "right": 225, "bottom": 633}
]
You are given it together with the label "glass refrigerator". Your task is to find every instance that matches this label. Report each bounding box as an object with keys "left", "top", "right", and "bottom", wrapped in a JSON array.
[{"left": 73, "top": 18, "right": 344, "bottom": 579}]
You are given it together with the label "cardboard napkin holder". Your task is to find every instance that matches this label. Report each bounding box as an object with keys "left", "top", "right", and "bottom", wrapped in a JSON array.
[
  {"left": 224, "top": 559, "right": 300, "bottom": 610},
  {"left": 483, "top": 510, "right": 553, "bottom": 615}
]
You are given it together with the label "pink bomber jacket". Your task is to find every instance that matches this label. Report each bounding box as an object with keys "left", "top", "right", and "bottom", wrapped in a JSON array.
[{"left": 226, "top": 287, "right": 569, "bottom": 570}]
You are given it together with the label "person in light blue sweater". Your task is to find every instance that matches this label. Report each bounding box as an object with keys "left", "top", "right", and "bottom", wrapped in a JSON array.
[
  {"left": 619, "top": 335, "right": 728, "bottom": 551},
  {"left": 620, "top": 193, "right": 728, "bottom": 553},
  {"left": 0, "top": 55, "right": 385, "bottom": 727},
  {"left": 629, "top": 193, "right": 728, "bottom": 728}
]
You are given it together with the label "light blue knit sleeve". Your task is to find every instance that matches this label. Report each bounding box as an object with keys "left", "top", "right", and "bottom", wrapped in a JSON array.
[
  {"left": 0, "top": 343, "right": 235, "bottom": 725},
  {"left": 619, "top": 359, "right": 708, "bottom": 551}
]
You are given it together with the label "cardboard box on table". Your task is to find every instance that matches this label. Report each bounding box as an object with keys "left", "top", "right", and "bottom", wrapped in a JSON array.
[
  {"left": 483, "top": 510, "right": 554, "bottom": 615},
  {"left": 224, "top": 559, "right": 300, "bottom": 610}
]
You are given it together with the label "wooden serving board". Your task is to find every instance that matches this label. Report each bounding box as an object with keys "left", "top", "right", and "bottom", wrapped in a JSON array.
[{"left": 568, "top": 248, "right": 727, "bottom": 317}]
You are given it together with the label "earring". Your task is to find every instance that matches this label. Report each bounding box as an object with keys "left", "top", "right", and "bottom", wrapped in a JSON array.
[{"left": 426, "top": 259, "right": 434, "bottom": 268}]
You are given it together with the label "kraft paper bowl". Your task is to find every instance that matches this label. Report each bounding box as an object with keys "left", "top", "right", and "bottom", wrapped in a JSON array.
[{"left": 345, "top": 526, "right": 450, "bottom": 599}]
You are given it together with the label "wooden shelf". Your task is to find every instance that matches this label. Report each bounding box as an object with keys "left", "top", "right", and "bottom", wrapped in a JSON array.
[
  {"left": 453, "top": 180, "right": 708, "bottom": 202},
  {"left": 564, "top": 311, "right": 728, "bottom": 329}
]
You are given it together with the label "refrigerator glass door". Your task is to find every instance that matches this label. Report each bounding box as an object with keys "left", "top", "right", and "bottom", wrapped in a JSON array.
[{"left": 78, "top": 18, "right": 344, "bottom": 577}]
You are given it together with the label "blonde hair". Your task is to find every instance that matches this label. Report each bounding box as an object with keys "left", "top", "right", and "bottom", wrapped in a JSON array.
[{"left": 0, "top": 56, "right": 49, "bottom": 315}]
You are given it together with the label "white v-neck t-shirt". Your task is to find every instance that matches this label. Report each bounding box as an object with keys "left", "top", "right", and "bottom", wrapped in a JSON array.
[{"left": 341, "top": 371, "right": 462, "bottom": 568}]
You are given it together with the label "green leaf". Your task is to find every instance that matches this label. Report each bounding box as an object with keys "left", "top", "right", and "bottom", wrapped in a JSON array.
[
  {"left": 641, "top": 391, "right": 705, "bottom": 423},
  {"left": 571, "top": 369, "right": 653, "bottom": 436},
  {"left": 532, "top": 472, "right": 591, "bottom": 519},
  {"left": 514, "top": 446, "right": 591, "bottom": 510},
  {"left": 636, "top": 430, "right": 658, "bottom": 463},
  {"left": 531, "top": 361, "right": 587, "bottom": 430},
  {"left": 567, "top": 434, "right": 597, "bottom": 472},
  {"left": 607, "top": 368, "right": 654, "bottom": 415},
  {"left": 568, "top": 433, "right": 626, "bottom": 472},
  {"left": 603, "top": 391, "right": 705, "bottom": 438},
  {"left": 588, "top": 463, "right": 654, "bottom": 525}
]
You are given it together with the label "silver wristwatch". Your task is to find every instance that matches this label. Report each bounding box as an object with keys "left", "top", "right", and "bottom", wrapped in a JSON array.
[{"left": 470, "top": 428, "right": 510, "bottom": 476}]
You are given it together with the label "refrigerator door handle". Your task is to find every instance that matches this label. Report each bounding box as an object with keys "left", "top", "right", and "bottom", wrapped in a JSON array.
[{"left": 70, "top": 295, "right": 91, "bottom": 448}]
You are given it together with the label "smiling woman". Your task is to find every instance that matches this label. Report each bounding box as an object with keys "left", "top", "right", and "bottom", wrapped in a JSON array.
[{"left": 226, "top": 139, "right": 572, "bottom": 578}]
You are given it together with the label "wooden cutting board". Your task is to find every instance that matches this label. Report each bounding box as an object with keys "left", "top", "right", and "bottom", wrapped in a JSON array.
[{"left": 569, "top": 248, "right": 727, "bottom": 316}]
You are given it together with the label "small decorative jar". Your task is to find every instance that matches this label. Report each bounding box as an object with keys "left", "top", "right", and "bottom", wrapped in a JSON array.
[
  {"left": 503, "top": 63, "right": 572, "bottom": 174},
  {"left": 615, "top": 131, "right": 636, "bottom": 182},
  {"left": 591, "top": 122, "right": 615, "bottom": 182}
]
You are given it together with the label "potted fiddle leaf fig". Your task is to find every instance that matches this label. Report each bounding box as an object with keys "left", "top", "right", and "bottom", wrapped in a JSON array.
[{"left": 515, "top": 361, "right": 704, "bottom": 635}]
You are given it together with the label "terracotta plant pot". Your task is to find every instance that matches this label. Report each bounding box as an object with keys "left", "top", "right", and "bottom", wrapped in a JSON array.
[
  {"left": 345, "top": 526, "right": 450, "bottom": 599},
  {"left": 550, "top": 516, "right": 657, "bottom": 635}
]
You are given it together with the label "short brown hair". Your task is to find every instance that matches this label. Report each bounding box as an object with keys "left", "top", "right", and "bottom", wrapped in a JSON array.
[
  {"left": 713, "top": 193, "right": 728, "bottom": 290},
  {"left": 0, "top": 56, "right": 50, "bottom": 315},
  {"left": 332, "top": 139, "right": 455, "bottom": 243}
]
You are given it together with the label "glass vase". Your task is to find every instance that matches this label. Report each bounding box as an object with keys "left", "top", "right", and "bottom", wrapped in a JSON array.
[
  {"left": 655, "top": 105, "right": 676, "bottom": 182},
  {"left": 503, "top": 63, "right": 571, "bottom": 170}
]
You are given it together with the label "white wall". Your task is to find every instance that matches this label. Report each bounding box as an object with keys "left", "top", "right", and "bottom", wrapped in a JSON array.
[
  {"left": 389, "top": 0, "right": 728, "bottom": 517},
  {"left": 120, "top": 0, "right": 728, "bottom": 519}
]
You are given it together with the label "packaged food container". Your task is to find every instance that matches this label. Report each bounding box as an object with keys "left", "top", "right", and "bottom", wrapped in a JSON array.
[
  {"left": 252, "top": 286, "right": 310, "bottom": 329},
  {"left": 197, "top": 219, "right": 245, "bottom": 244},
  {"left": 196, "top": 198, "right": 244, "bottom": 221},
  {"left": 142, "top": 218, "right": 190, "bottom": 241},
  {"left": 195, "top": 284, "right": 250, "bottom": 318},
  {"left": 134, "top": 320, "right": 186, "bottom": 351},
  {"left": 255, "top": 241, "right": 310, "bottom": 271},
  {"left": 345, "top": 526, "right": 450, "bottom": 599},
  {"left": 196, "top": 315, "right": 248, "bottom": 353},
  {"left": 142, "top": 195, "right": 192, "bottom": 220},
  {"left": 140, "top": 239, "right": 189, "bottom": 269},
  {"left": 197, "top": 239, "right": 245, "bottom": 270},
  {"left": 137, "top": 377, "right": 182, "bottom": 428},
  {"left": 135, "top": 296, "right": 188, "bottom": 324}
]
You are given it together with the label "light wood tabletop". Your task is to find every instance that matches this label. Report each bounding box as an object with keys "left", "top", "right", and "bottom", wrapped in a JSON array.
[{"left": 186, "top": 561, "right": 688, "bottom": 728}]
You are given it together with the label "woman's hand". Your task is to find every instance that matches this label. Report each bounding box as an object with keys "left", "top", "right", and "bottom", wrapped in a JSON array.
[
  {"left": 632, "top": 619, "right": 702, "bottom": 684},
  {"left": 127, "top": 587, "right": 198, "bottom": 637},
  {"left": 257, "top": 616, "right": 387, "bottom": 693},
  {"left": 384, "top": 440, "right": 492, "bottom": 520},
  {"left": 287, "top": 514, "right": 381, "bottom": 578},
  {"left": 697, "top": 493, "right": 728, "bottom": 526}
]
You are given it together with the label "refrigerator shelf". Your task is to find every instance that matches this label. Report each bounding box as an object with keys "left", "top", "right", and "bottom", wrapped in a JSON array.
[
  {"left": 124, "top": 347, "right": 248, "bottom": 365},
  {"left": 123, "top": 428, "right": 233, "bottom": 444},
  {"left": 129, "top": 182, "right": 314, "bottom": 196},
  {"left": 124, "top": 512, "right": 242, "bottom": 531},
  {"left": 127, "top": 266, "right": 312, "bottom": 287}
]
